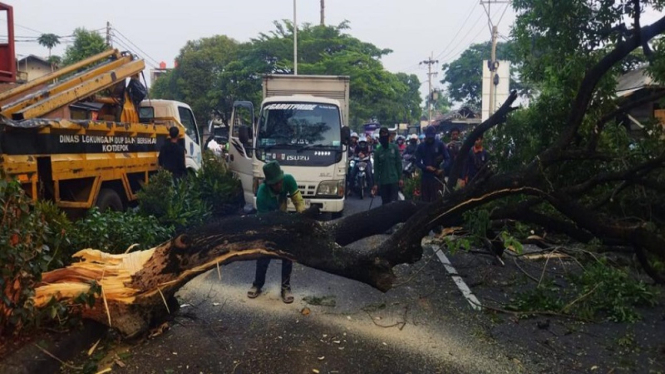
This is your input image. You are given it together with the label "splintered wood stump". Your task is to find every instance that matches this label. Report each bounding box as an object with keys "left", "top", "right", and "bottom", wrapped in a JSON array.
[{"left": 33, "top": 201, "right": 426, "bottom": 337}]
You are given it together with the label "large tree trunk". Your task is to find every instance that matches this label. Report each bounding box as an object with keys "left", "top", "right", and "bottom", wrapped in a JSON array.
[{"left": 34, "top": 201, "right": 427, "bottom": 337}]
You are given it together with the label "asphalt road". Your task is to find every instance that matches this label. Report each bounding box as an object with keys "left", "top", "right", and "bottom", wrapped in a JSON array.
[{"left": 107, "top": 196, "right": 529, "bottom": 374}]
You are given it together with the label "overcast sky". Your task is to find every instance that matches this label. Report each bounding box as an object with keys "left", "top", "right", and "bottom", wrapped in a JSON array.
[{"left": 3, "top": 0, "right": 517, "bottom": 93}]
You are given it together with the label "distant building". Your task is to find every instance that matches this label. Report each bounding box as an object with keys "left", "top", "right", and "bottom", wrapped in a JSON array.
[
  {"left": 150, "top": 61, "right": 172, "bottom": 86},
  {"left": 16, "top": 55, "right": 51, "bottom": 82},
  {"left": 435, "top": 106, "right": 482, "bottom": 134}
]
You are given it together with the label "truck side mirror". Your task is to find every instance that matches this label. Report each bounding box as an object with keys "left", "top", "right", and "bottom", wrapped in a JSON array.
[
  {"left": 238, "top": 126, "right": 252, "bottom": 145},
  {"left": 341, "top": 126, "right": 351, "bottom": 145}
]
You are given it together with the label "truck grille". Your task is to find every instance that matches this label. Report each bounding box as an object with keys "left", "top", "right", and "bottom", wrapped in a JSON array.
[{"left": 298, "top": 184, "right": 317, "bottom": 197}]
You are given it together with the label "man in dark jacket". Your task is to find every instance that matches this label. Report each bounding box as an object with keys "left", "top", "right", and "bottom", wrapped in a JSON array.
[
  {"left": 445, "top": 127, "right": 462, "bottom": 175},
  {"left": 158, "top": 126, "right": 186, "bottom": 179},
  {"left": 371, "top": 127, "right": 403, "bottom": 205},
  {"left": 464, "top": 135, "right": 490, "bottom": 184},
  {"left": 415, "top": 126, "right": 450, "bottom": 202}
]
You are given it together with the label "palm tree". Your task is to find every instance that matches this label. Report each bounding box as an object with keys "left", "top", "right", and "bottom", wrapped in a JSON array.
[{"left": 37, "top": 33, "right": 60, "bottom": 57}]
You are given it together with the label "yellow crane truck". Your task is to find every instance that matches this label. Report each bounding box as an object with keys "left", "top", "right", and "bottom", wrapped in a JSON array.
[{"left": 0, "top": 49, "right": 201, "bottom": 212}]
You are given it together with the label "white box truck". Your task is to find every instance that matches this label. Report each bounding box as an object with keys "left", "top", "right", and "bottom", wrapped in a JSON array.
[{"left": 227, "top": 74, "right": 351, "bottom": 217}]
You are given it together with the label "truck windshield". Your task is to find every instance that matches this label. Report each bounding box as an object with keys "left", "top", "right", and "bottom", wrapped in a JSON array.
[{"left": 257, "top": 102, "right": 341, "bottom": 149}]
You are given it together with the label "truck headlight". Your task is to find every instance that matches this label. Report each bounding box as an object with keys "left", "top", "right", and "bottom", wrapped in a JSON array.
[{"left": 316, "top": 180, "right": 345, "bottom": 197}]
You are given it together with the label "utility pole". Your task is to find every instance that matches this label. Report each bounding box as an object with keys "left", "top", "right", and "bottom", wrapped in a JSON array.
[
  {"left": 481, "top": 0, "right": 510, "bottom": 118},
  {"left": 488, "top": 25, "right": 498, "bottom": 117},
  {"left": 420, "top": 52, "right": 438, "bottom": 127},
  {"left": 320, "top": 0, "right": 325, "bottom": 26},
  {"left": 293, "top": 0, "right": 298, "bottom": 75},
  {"left": 106, "top": 21, "right": 111, "bottom": 47}
]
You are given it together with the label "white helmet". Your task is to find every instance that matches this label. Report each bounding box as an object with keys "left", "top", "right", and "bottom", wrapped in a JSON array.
[
  {"left": 410, "top": 134, "right": 418, "bottom": 140},
  {"left": 351, "top": 132, "right": 359, "bottom": 139}
]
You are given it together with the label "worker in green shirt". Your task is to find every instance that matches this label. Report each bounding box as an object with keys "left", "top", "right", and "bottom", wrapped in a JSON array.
[
  {"left": 371, "top": 126, "right": 404, "bottom": 205},
  {"left": 247, "top": 161, "right": 306, "bottom": 303}
]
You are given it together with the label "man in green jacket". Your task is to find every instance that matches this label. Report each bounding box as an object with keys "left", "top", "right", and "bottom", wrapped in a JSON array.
[
  {"left": 371, "top": 127, "right": 403, "bottom": 205},
  {"left": 248, "top": 161, "right": 306, "bottom": 303}
]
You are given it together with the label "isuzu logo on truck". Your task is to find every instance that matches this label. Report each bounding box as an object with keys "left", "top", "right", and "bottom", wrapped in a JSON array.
[{"left": 286, "top": 155, "right": 309, "bottom": 161}]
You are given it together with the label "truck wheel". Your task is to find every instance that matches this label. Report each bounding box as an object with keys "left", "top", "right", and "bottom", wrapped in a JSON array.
[{"left": 96, "top": 188, "right": 124, "bottom": 212}]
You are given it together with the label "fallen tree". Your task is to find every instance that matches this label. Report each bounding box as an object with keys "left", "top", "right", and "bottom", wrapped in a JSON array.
[{"left": 33, "top": 2, "right": 665, "bottom": 337}]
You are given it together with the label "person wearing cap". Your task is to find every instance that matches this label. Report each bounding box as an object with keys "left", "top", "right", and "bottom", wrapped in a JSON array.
[
  {"left": 348, "top": 132, "right": 360, "bottom": 158},
  {"left": 158, "top": 126, "right": 186, "bottom": 180},
  {"left": 248, "top": 161, "right": 305, "bottom": 303},
  {"left": 371, "top": 127, "right": 403, "bottom": 205},
  {"left": 404, "top": 134, "right": 419, "bottom": 156},
  {"left": 415, "top": 126, "right": 450, "bottom": 202}
]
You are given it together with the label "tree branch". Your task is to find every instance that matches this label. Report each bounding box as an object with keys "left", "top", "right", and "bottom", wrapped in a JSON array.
[{"left": 535, "top": 15, "right": 665, "bottom": 167}]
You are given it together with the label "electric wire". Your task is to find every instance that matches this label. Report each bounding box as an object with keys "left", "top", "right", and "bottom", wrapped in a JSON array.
[
  {"left": 111, "top": 28, "right": 161, "bottom": 67},
  {"left": 434, "top": 2, "right": 482, "bottom": 60},
  {"left": 437, "top": 13, "right": 487, "bottom": 63},
  {"left": 111, "top": 35, "right": 158, "bottom": 69}
]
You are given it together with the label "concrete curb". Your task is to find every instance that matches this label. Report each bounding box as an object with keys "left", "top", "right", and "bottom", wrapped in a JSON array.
[{"left": 0, "top": 321, "right": 108, "bottom": 374}]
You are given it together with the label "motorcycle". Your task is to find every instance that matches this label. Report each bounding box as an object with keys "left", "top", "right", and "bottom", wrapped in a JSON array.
[
  {"left": 350, "top": 154, "right": 371, "bottom": 199},
  {"left": 402, "top": 153, "right": 416, "bottom": 179}
]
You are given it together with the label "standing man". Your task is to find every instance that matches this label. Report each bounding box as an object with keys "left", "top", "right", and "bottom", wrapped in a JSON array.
[
  {"left": 463, "top": 135, "right": 490, "bottom": 185},
  {"left": 445, "top": 127, "right": 462, "bottom": 175},
  {"left": 371, "top": 127, "right": 403, "bottom": 205},
  {"left": 415, "top": 126, "right": 450, "bottom": 202},
  {"left": 158, "top": 126, "right": 186, "bottom": 180},
  {"left": 248, "top": 161, "right": 306, "bottom": 304}
]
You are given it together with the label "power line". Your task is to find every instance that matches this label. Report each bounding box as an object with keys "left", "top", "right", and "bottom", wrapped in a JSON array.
[
  {"left": 434, "top": 3, "right": 482, "bottom": 60},
  {"left": 14, "top": 22, "right": 44, "bottom": 35},
  {"left": 111, "top": 27, "right": 161, "bottom": 66},
  {"left": 437, "top": 14, "right": 486, "bottom": 63},
  {"left": 111, "top": 36, "right": 158, "bottom": 69}
]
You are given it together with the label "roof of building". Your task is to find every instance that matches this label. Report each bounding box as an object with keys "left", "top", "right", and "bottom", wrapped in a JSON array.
[
  {"left": 616, "top": 66, "right": 662, "bottom": 98},
  {"left": 16, "top": 55, "right": 51, "bottom": 66}
]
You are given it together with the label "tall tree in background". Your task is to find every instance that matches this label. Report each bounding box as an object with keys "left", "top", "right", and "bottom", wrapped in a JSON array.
[
  {"left": 440, "top": 41, "right": 523, "bottom": 106},
  {"left": 37, "top": 33, "right": 60, "bottom": 57},
  {"left": 151, "top": 35, "right": 248, "bottom": 126},
  {"left": 62, "top": 28, "right": 107, "bottom": 66}
]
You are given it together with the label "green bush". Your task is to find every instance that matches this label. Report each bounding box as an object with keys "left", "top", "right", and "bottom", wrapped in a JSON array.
[
  {"left": 0, "top": 179, "right": 62, "bottom": 335},
  {"left": 70, "top": 208, "right": 174, "bottom": 254},
  {"left": 403, "top": 173, "right": 421, "bottom": 201},
  {"left": 193, "top": 151, "right": 243, "bottom": 216},
  {"left": 137, "top": 170, "right": 210, "bottom": 232}
]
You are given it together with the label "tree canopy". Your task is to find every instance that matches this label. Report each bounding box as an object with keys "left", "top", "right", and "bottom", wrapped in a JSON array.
[
  {"left": 37, "top": 33, "right": 60, "bottom": 58},
  {"left": 62, "top": 28, "right": 107, "bottom": 66},
  {"left": 440, "top": 41, "right": 522, "bottom": 106},
  {"left": 151, "top": 21, "right": 422, "bottom": 129}
]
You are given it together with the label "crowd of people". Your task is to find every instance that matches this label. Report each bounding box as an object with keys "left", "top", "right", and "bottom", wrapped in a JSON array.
[{"left": 346, "top": 125, "right": 491, "bottom": 202}]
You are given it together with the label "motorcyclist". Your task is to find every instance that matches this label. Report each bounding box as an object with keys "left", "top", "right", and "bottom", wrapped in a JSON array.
[
  {"left": 396, "top": 135, "right": 406, "bottom": 155},
  {"left": 348, "top": 137, "right": 374, "bottom": 195},
  {"left": 404, "top": 134, "right": 419, "bottom": 156},
  {"left": 348, "top": 132, "right": 359, "bottom": 158}
]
